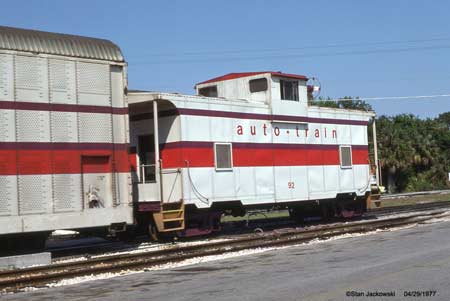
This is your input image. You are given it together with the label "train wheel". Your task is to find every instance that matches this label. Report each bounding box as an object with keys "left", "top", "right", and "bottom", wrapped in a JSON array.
[
  {"left": 288, "top": 208, "right": 305, "bottom": 224},
  {"left": 320, "top": 204, "right": 330, "bottom": 222},
  {"left": 148, "top": 220, "right": 159, "bottom": 242},
  {"left": 116, "top": 226, "right": 136, "bottom": 242},
  {"left": 28, "top": 235, "right": 47, "bottom": 251}
]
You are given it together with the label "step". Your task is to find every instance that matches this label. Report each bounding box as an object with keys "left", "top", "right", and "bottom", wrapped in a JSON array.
[
  {"left": 162, "top": 203, "right": 183, "bottom": 207},
  {"left": 159, "top": 227, "right": 185, "bottom": 232},
  {"left": 162, "top": 209, "right": 184, "bottom": 214},
  {"left": 163, "top": 217, "right": 184, "bottom": 222}
]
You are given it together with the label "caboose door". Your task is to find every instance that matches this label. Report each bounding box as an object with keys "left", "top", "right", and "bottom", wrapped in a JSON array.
[{"left": 81, "top": 155, "right": 113, "bottom": 209}]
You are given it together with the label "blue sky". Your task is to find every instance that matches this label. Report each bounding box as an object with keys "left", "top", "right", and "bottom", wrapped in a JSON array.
[{"left": 2, "top": 0, "right": 450, "bottom": 118}]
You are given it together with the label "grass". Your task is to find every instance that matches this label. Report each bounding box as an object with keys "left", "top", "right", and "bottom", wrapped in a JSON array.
[
  {"left": 221, "top": 210, "right": 289, "bottom": 223},
  {"left": 379, "top": 192, "right": 450, "bottom": 208}
]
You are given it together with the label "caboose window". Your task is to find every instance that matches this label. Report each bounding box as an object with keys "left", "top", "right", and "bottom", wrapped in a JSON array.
[
  {"left": 138, "top": 134, "right": 156, "bottom": 182},
  {"left": 339, "top": 146, "right": 352, "bottom": 168},
  {"left": 198, "top": 85, "right": 218, "bottom": 97},
  {"left": 249, "top": 78, "right": 268, "bottom": 93},
  {"left": 214, "top": 143, "right": 233, "bottom": 170},
  {"left": 280, "top": 80, "right": 299, "bottom": 101}
]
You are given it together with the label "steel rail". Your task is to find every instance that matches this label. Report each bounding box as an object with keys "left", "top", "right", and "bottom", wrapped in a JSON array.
[
  {"left": 33, "top": 200, "right": 450, "bottom": 267},
  {"left": 0, "top": 209, "right": 448, "bottom": 293}
]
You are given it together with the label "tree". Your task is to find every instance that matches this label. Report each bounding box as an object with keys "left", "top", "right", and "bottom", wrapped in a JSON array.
[
  {"left": 310, "top": 97, "right": 449, "bottom": 193},
  {"left": 309, "top": 96, "right": 373, "bottom": 111},
  {"left": 376, "top": 113, "right": 450, "bottom": 192}
]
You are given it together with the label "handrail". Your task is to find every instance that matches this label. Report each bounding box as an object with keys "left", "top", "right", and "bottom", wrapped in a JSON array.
[{"left": 139, "top": 164, "right": 156, "bottom": 183}]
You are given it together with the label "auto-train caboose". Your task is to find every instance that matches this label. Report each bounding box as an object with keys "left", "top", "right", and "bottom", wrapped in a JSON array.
[{"left": 128, "top": 72, "right": 376, "bottom": 237}]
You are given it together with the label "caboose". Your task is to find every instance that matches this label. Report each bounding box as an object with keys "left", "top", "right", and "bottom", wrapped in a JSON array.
[{"left": 128, "top": 72, "right": 376, "bottom": 238}]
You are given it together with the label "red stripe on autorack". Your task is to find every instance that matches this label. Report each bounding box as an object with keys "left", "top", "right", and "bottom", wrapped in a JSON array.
[{"left": 0, "top": 148, "right": 130, "bottom": 175}]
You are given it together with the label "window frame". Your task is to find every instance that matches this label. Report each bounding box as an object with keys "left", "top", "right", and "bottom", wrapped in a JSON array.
[
  {"left": 198, "top": 85, "right": 218, "bottom": 97},
  {"left": 279, "top": 79, "right": 299, "bottom": 101},
  {"left": 137, "top": 134, "right": 156, "bottom": 183},
  {"left": 249, "top": 78, "right": 268, "bottom": 93},
  {"left": 339, "top": 145, "right": 353, "bottom": 169},
  {"left": 214, "top": 142, "right": 233, "bottom": 171}
]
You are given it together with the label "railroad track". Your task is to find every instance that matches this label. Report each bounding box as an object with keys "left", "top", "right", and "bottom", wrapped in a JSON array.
[
  {"left": 44, "top": 200, "right": 450, "bottom": 261},
  {"left": 368, "top": 200, "right": 450, "bottom": 215},
  {"left": 1, "top": 208, "right": 449, "bottom": 293}
]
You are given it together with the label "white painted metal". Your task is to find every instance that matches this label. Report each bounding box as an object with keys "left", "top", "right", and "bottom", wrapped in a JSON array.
[
  {"left": 0, "top": 30, "right": 132, "bottom": 236},
  {"left": 15, "top": 55, "right": 49, "bottom": 103},
  {"left": 52, "top": 174, "right": 82, "bottom": 213},
  {"left": 129, "top": 87, "right": 374, "bottom": 210},
  {"left": 196, "top": 73, "right": 272, "bottom": 103},
  {"left": 110, "top": 65, "right": 125, "bottom": 108},
  {"left": 0, "top": 109, "right": 15, "bottom": 141},
  {"left": 16, "top": 110, "right": 51, "bottom": 142},
  {"left": 0, "top": 53, "right": 14, "bottom": 101},
  {"left": 78, "top": 112, "right": 113, "bottom": 143},
  {"left": 76, "top": 61, "right": 111, "bottom": 106},
  {"left": 18, "top": 175, "right": 53, "bottom": 215},
  {"left": 49, "top": 59, "right": 76, "bottom": 104},
  {"left": 153, "top": 100, "right": 161, "bottom": 203},
  {"left": 82, "top": 172, "right": 113, "bottom": 208},
  {"left": 0, "top": 176, "right": 18, "bottom": 217},
  {"left": 50, "top": 111, "right": 78, "bottom": 142},
  {"left": 112, "top": 114, "right": 127, "bottom": 144},
  {"left": 270, "top": 77, "right": 308, "bottom": 117},
  {"left": 372, "top": 118, "right": 380, "bottom": 186}
]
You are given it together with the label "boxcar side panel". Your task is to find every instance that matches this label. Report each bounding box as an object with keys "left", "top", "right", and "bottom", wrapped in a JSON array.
[{"left": 0, "top": 51, "right": 132, "bottom": 235}]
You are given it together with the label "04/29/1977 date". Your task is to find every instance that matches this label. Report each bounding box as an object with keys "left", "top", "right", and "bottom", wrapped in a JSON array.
[{"left": 404, "top": 290, "right": 437, "bottom": 297}]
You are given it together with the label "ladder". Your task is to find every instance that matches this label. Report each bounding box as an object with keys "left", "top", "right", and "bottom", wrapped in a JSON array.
[
  {"left": 368, "top": 185, "right": 382, "bottom": 209},
  {"left": 153, "top": 201, "right": 185, "bottom": 232}
]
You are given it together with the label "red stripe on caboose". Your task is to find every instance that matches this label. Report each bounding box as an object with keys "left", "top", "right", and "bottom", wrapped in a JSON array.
[{"left": 160, "top": 142, "right": 369, "bottom": 168}]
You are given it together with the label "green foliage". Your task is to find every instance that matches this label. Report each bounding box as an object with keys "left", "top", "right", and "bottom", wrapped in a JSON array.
[
  {"left": 311, "top": 96, "right": 448, "bottom": 193},
  {"left": 310, "top": 96, "right": 373, "bottom": 111},
  {"left": 376, "top": 113, "right": 450, "bottom": 193}
]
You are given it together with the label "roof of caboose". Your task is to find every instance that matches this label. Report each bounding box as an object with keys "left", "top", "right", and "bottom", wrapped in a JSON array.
[
  {"left": 0, "top": 26, "right": 124, "bottom": 62},
  {"left": 195, "top": 71, "right": 308, "bottom": 87}
]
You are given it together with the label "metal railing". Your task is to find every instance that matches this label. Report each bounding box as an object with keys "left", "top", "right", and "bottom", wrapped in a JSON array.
[{"left": 139, "top": 164, "right": 156, "bottom": 183}]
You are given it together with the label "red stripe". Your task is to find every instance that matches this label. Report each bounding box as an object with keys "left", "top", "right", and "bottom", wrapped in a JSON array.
[
  {"left": 81, "top": 156, "right": 111, "bottom": 173},
  {"left": 352, "top": 148, "right": 370, "bottom": 164},
  {"left": 0, "top": 100, "right": 128, "bottom": 115},
  {"left": 0, "top": 142, "right": 368, "bottom": 175},
  {"left": 0, "top": 148, "right": 130, "bottom": 175},
  {"left": 160, "top": 143, "right": 369, "bottom": 168},
  {"left": 130, "top": 108, "right": 369, "bottom": 126}
]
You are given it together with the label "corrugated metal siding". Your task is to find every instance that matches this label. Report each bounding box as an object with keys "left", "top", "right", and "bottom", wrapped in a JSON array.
[{"left": 0, "top": 26, "right": 124, "bottom": 62}]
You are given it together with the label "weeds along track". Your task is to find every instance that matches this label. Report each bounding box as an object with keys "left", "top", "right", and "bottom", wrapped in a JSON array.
[
  {"left": 1, "top": 208, "right": 449, "bottom": 293},
  {"left": 368, "top": 200, "right": 450, "bottom": 216}
]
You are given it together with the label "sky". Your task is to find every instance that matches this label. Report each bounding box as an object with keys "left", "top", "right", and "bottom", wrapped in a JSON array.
[{"left": 1, "top": 0, "right": 450, "bottom": 118}]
